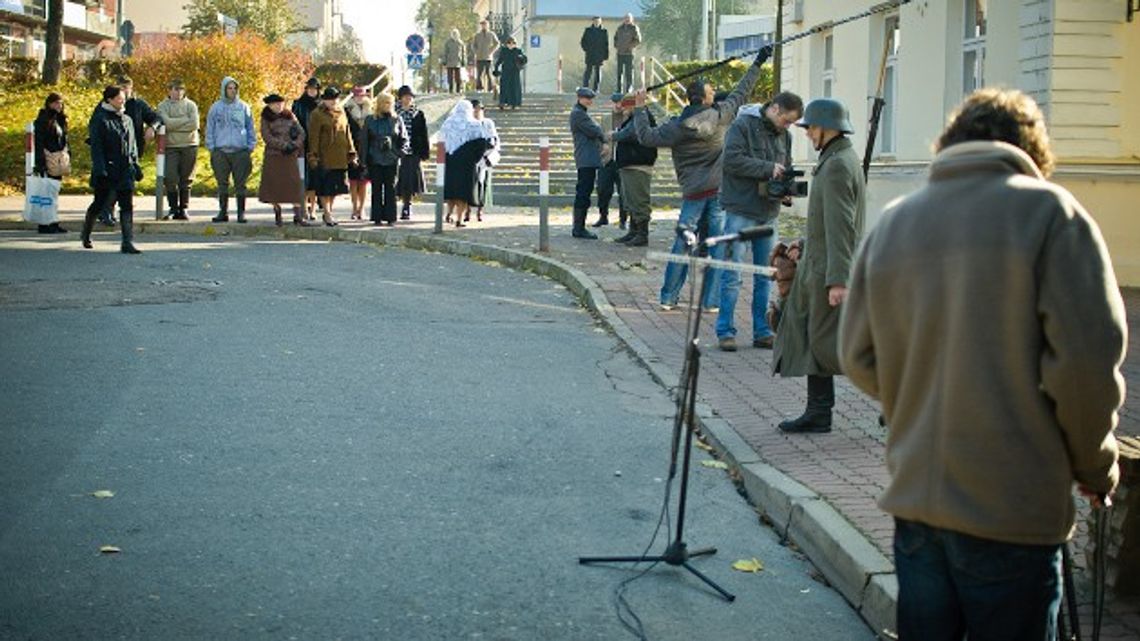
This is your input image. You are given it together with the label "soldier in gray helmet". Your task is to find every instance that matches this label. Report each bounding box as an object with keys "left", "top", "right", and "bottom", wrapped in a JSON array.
[{"left": 772, "top": 98, "right": 866, "bottom": 433}]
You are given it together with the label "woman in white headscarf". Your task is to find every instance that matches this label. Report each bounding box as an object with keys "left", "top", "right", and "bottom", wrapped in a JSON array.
[{"left": 440, "top": 99, "right": 492, "bottom": 227}]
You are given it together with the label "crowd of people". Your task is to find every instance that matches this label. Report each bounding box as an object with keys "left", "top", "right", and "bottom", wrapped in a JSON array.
[{"left": 439, "top": 19, "right": 526, "bottom": 111}]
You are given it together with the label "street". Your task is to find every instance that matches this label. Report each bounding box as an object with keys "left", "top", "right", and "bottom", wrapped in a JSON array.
[{"left": 0, "top": 232, "right": 874, "bottom": 640}]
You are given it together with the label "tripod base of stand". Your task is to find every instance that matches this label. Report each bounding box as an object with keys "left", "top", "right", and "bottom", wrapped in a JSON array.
[{"left": 579, "top": 541, "right": 736, "bottom": 602}]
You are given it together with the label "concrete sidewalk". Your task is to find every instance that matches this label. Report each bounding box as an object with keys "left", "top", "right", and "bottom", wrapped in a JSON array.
[{"left": 4, "top": 195, "right": 1138, "bottom": 638}]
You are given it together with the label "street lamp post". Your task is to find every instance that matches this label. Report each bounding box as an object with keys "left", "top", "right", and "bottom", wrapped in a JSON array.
[{"left": 426, "top": 20, "right": 435, "bottom": 93}]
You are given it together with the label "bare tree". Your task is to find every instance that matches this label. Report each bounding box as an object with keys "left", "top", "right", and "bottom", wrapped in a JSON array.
[{"left": 41, "top": 0, "right": 64, "bottom": 85}]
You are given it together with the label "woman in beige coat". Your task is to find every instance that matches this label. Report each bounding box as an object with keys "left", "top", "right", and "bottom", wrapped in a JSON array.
[{"left": 258, "top": 94, "right": 307, "bottom": 226}]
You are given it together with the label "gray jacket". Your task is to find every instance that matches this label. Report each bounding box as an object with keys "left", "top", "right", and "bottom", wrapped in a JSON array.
[
  {"left": 570, "top": 103, "right": 605, "bottom": 169},
  {"left": 634, "top": 63, "right": 762, "bottom": 197},
  {"left": 719, "top": 103, "right": 792, "bottom": 222}
]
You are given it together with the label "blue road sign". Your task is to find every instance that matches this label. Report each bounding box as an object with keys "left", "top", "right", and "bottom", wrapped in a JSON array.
[
  {"left": 406, "top": 53, "right": 424, "bottom": 70},
  {"left": 405, "top": 34, "right": 426, "bottom": 54},
  {"left": 530, "top": 35, "right": 541, "bottom": 48}
]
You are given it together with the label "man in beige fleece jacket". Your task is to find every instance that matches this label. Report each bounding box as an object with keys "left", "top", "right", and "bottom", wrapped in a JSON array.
[{"left": 839, "top": 88, "right": 1125, "bottom": 640}]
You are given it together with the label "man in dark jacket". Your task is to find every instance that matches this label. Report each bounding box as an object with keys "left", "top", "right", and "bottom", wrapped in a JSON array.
[
  {"left": 590, "top": 95, "right": 625, "bottom": 229},
  {"left": 715, "top": 91, "right": 802, "bottom": 352},
  {"left": 611, "top": 94, "right": 657, "bottom": 246},
  {"left": 569, "top": 87, "right": 611, "bottom": 239},
  {"left": 293, "top": 77, "right": 321, "bottom": 219},
  {"left": 98, "top": 75, "right": 161, "bottom": 226},
  {"left": 81, "top": 85, "right": 141, "bottom": 254},
  {"left": 633, "top": 45, "right": 770, "bottom": 310},
  {"left": 580, "top": 17, "right": 608, "bottom": 92}
]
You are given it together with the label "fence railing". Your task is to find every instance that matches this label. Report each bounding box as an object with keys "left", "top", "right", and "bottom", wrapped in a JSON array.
[
  {"left": 338, "top": 67, "right": 392, "bottom": 106},
  {"left": 646, "top": 56, "right": 686, "bottom": 114}
]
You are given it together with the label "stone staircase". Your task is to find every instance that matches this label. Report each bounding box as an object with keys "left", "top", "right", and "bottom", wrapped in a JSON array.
[{"left": 424, "top": 92, "right": 681, "bottom": 209}]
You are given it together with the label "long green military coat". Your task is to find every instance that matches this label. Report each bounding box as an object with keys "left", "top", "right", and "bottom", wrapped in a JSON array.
[{"left": 773, "top": 136, "right": 865, "bottom": 377}]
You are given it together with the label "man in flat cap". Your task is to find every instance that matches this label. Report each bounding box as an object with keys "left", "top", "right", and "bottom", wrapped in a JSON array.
[{"left": 569, "top": 87, "right": 611, "bottom": 239}]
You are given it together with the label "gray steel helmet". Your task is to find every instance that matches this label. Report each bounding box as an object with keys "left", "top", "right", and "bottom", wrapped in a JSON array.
[{"left": 795, "top": 98, "right": 854, "bottom": 134}]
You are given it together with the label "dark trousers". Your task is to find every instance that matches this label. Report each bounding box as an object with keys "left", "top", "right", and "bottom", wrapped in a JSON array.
[
  {"left": 85, "top": 187, "right": 134, "bottom": 244},
  {"left": 616, "top": 54, "right": 634, "bottom": 93},
  {"left": 573, "top": 167, "right": 598, "bottom": 212},
  {"left": 475, "top": 60, "right": 493, "bottom": 90},
  {"left": 447, "top": 67, "right": 462, "bottom": 93},
  {"left": 582, "top": 63, "right": 602, "bottom": 91},
  {"left": 894, "top": 518, "right": 1062, "bottom": 641},
  {"left": 368, "top": 164, "right": 399, "bottom": 223},
  {"left": 597, "top": 162, "right": 621, "bottom": 214}
]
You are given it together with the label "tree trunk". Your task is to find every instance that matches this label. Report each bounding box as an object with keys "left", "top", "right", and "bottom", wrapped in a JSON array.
[{"left": 41, "top": 0, "right": 64, "bottom": 85}]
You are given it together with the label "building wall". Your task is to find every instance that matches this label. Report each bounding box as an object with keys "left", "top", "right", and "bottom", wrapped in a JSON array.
[
  {"left": 525, "top": 15, "right": 663, "bottom": 93},
  {"left": 780, "top": 0, "right": 1140, "bottom": 285},
  {"left": 124, "top": 1, "right": 189, "bottom": 34}
]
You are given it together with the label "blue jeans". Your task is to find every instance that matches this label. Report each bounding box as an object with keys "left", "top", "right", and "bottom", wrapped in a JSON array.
[
  {"left": 894, "top": 518, "right": 1062, "bottom": 641},
  {"left": 716, "top": 212, "right": 775, "bottom": 340},
  {"left": 660, "top": 196, "right": 724, "bottom": 308}
]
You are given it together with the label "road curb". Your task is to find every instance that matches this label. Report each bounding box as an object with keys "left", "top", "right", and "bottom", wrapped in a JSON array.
[{"left": 1, "top": 218, "right": 897, "bottom": 637}]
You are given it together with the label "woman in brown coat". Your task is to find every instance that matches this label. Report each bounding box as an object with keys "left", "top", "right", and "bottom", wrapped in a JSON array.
[
  {"left": 306, "top": 86, "right": 356, "bottom": 226},
  {"left": 258, "top": 94, "right": 307, "bottom": 226}
]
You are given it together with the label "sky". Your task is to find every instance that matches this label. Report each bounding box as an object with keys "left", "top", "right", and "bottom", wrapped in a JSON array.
[{"left": 341, "top": 0, "right": 420, "bottom": 65}]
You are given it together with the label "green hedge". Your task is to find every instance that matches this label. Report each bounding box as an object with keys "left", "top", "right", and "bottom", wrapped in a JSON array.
[{"left": 656, "top": 59, "right": 775, "bottom": 115}]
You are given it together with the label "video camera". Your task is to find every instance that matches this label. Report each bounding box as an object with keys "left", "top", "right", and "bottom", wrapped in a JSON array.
[{"left": 767, "top": 169, "right": 808, "bottom": 199}]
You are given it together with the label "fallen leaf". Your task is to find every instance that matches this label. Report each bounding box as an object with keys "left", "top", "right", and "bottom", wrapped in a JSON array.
[
  {"left": 91, "top": 490, "right": 115, "bottom": 499},
  {"left": 694, "top": 440, "right": 713, "bottom": 452},
  {"left": 700, "top": 460, "right": 728, "bottom": 470},
  {"left": 732, "top": 557, "right": 764, "bottom": 573},
  {"left": 99, "top": 546, "right": 121, "bottom": 554}
]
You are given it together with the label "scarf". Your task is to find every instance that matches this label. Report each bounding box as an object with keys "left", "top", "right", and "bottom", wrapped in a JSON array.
[{"left": 439, "top": 100, "right": 488, "bottom": 154}]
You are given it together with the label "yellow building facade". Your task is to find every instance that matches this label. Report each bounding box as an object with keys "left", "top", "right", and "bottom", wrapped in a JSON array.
[{"left": 780, "top": 0, "right": 1140, "bottom": 284}]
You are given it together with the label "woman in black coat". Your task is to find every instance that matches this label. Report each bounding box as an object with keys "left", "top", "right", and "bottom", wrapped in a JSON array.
[
  {"left": 494, "top": 38, "right": 527, "bottom": 109},
  {"left": 362, "top": 92, "right": 409, "bottom": 226},
  {"left": 81, "top": 85, "right": 142, "bottom": 254},
  {"left": 394, "top": 85, "right": 429, "bottom": 220},
  {"left": 440, "top": 100, "right": 491, "bottom": 227},
  {"left": 32, "top": 92, "right": 68, "bottom": 234}
]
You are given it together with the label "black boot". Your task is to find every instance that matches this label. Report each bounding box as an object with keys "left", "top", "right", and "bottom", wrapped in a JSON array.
[
  {"left": 614, "top": 218, "right": 637, "bottom": 244},
  {"left": 174, "top": 187, "right": 190, "bottom": 220},
  {"left": 81, "top": 200, "right": 100, "bottom": 248},
  {"left": 273, "top": 204, "right": 283, "bottom": 227},
  {"left": 619, "top": 210, "right": 628, "bottom": 230},
  {"left": 212, "top": 194, "right": 229, "bottom": 223},
  {"left": 236, "top": 195, "right": 247, "bottom": 223},
  {"left": 626, "top": 219, "right": 648, "bottom": 247},
  {"left": 778, "top": 375, "right": 834, "bottom": 433},
  {"left": 119, "top": 206, "right": 141, "bottom": 254},
  {"left": 571, "top": 208, "right": 597, "bottom": 239},
  {"left": 591, "top": 209, "right": 609, "bottom": 228}
]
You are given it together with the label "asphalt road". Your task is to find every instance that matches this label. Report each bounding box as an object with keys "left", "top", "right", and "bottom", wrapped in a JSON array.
[{"left": 0, "top": 232, "right": 875, "bottom": 640}]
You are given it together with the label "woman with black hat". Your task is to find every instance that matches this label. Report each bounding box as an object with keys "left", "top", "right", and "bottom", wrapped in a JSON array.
[
  {"left": 293, "top": 77, "right": 321, "bottom": 220},
  {"left": 394, "top": 85, "right": 429, "bottom": 220},
  {"left": 493, "top": 37, "right": 527, "bottom": 110},
  {"left": 306, "top": 86, "right": 356, "bottom": 226},
  {"left": 32, "top": 92, "right": 68, "bottom": 234},
  {"left": 257, "top": 94, "right": 307, "bottom": 226}
]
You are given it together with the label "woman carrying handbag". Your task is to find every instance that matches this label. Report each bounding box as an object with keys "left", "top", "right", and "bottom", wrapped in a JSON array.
[{"left": 32, "top": 92, "right": 69, "bottom": 234}]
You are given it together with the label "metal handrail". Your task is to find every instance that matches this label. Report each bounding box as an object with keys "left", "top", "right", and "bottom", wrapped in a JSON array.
[
  {"left": 646, "top": 56, "right": 685, "bottom": 113},
  {"left": 338, "top": 67, "right": 393, "bottom": 107}
]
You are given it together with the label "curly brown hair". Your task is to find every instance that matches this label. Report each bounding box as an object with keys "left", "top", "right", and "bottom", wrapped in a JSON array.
[{"left": 935, "top": 88, "right": 1055, "bottom": 177}]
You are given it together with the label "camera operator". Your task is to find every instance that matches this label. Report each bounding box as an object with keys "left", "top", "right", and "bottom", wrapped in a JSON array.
[
  {"left": 715, "top": 91, "right": 803, "bottom": 352},
  {"left": 632, "top": 45, "right": 770, "bottom": 311},
  {"left": 772, "top": 98, "right": 865, "bottom": 433},
  {"left": 839, "top": 88, "right": 1124, "bottom": 640}
]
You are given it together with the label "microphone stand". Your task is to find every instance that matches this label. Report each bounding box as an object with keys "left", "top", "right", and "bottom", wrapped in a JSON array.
[{"left": 578, "top": 231, "right": 735, "bottom": 603}]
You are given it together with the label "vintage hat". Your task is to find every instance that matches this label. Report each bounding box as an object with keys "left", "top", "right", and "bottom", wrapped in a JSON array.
[
  {"left": 397, "top": 85, "right": 415, "bottom": 98},
  {"left": 320, "top": 86, "right": 340, "bottom": 100},
  {"left": 796, "top": 98, "right": 854, "bottom": 134},
  {"left": 305, "top": 77, "right": 321, "bottom": 89},
  {"left": 576, "top": 87, "right": 597, "bottom": 99},
  {"left": 610, "top": 92, "right": 625, "bottom": 103},
  {"left": 263, "top": 93, "right": 286, "bottom": 104}
]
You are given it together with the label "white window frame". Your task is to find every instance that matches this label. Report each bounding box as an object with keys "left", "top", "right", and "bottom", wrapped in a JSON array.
[
  {"left": 877, "top": 14, "right": 900, "bottom": 156},
  {"left": 821, "top": 33, "right": 835, "bottom": 98},
  {"left": 962, "top": 0, "right": 986, "bottom": 95}
]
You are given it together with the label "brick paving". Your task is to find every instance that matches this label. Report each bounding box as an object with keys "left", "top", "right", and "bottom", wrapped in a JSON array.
[{"left": 2, "top": 197, "right": 1137, "bottom": 637}]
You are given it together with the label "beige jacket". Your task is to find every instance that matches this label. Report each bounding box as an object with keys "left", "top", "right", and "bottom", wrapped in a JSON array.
[
  {"left": 156, "top": 96, "right": 199, "bottom": 148},
  {"left": 839, "top": 141, "right": 1125, "bottom": 545}
]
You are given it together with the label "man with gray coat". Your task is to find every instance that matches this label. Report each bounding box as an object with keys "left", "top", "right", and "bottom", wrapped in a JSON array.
[
  {"left": 470, "top": 20, "right": 500, "bottom": 92},
  {"left": 715, "top": 91, "right": 802, "bottom": 351},
  {"left": 772, "top": 98, "right": 865, "bottom": 433},
  {"left": 569, "top": 87, "right": 611, "bottom": 239},
  {"left": 633, "top": 45, "right": 770, "bottom": 310}
]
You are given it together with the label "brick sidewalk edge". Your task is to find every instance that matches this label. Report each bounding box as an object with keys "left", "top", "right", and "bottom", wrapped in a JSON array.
[{"left": 0, "top": 218, "right": 899, "bottom": 637}]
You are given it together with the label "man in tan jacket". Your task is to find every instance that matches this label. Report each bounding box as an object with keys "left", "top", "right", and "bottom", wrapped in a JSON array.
[
  {"left": 470, "top": 20, "right": 500, "bottom": 93},
  {"left": 839, "top": 88, "right": 1125, "bottom": 640}
]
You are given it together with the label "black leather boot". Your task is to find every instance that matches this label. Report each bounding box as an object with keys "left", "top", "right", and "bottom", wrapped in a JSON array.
[
  {"left": 236, "top": 195, "right": 247, "bottom": 223},
  {"left": 212, "top": 194, "right": 229, "bottom": 223},
  {"left": 590, "top": 209, "right": 609, "bottom": 228},
  {"left": 571, "top": 208, "right": 597, "bottom": 239},
  {"left": 619, "top": 210, "right": 628, "bottom": 230},
  {"left": 626, "top": 219, "right": 648, "bottom": 247},
  {"left": 273, "top": 204, "right": 283, "bottom": 227},
  {"left": 119, "top": 205, "right": 141, "bottom": 254},
  {"left": 81, "top": 203, "right": 98, "bottom": 248},
  {"left": 778, "top": 375, "right": 834, "bottom": 433},
  {"left": 614, "top": 219, "right": 637, "bottom": 244}
]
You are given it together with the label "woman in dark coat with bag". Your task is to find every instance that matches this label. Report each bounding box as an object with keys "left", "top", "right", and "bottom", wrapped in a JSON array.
[
  {"left": 257, "top": 94, "right": 307, "bottom": 226},
  {"left": 440, "top": 100, "right": 492, "bottom": 227},
  {"left": 362, "top": 92, "right": 409, "bottom": 226},
  {"left": 394, "top": 85, "right": 429, "bottom": 220},
  {"left": 81, "top": 85, "right": 141, "bottom": 254},
  {"left": 33, "top": 92, "right": 68, "bottom": 234},
  {"left": 494, "top": 38, "right": 527, "bottom": 109}
]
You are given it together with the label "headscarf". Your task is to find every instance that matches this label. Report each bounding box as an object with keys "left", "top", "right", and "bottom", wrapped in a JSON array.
[{"left": 439, "top": 100, "right": 488, "bottom": 154}]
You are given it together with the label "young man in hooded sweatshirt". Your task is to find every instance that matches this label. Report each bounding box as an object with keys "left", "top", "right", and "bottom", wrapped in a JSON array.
[{"left": 205, "top": 76, "right": 256, "bottom": 223}]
